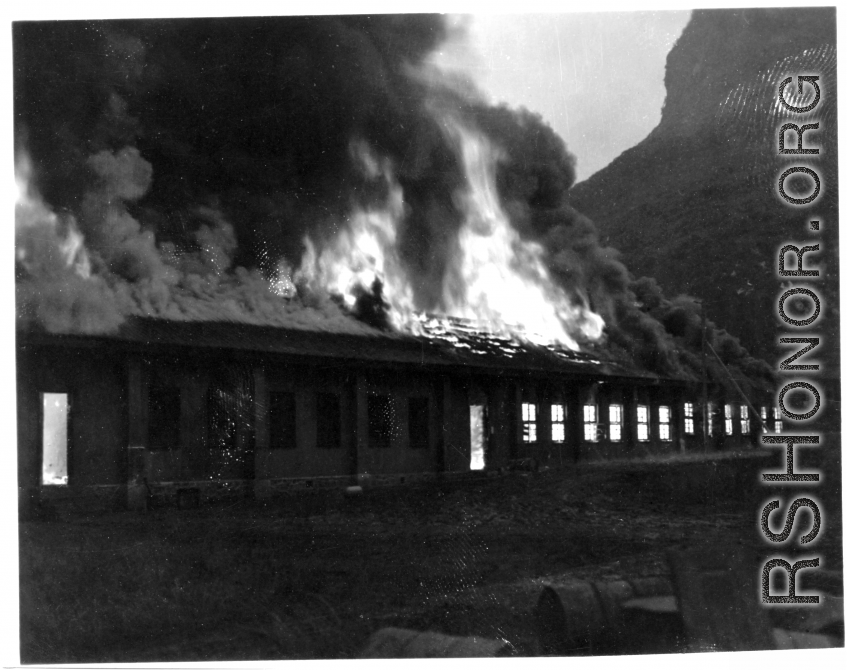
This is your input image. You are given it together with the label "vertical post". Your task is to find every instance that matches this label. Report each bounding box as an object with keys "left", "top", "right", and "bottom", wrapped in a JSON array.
[
  {"left": 622, "top": 386, "right": 637, "bottom": 453},
  {"left": 575, "top": 385, "right": 594, "bottom": 462},
  {"left": 126, "top": 359, "right": 148, "bottom": 511},
  {"left": 752, "top": 395, "right": 766, "bottom": 443},
  {"left": 488, "top": 378, "right": 508, "bottom": 470},
  {"left": 716, "top": 396, "right": 727, "bottom": 452},
  {"left": 702, "top": 311, "right": 709, "bottom": 454},
  {"left": 434, "top": 376, "right": 446, "bottom": 474},
  {"left": 537, "top": 383, "right": 552, "bottom": 467},
  {"left": 566, "top": 385, "right": 581, "bottom": 463},
  {"left": 355, "top": 373, "right": 368, "bottom": 482},
  {"left": 347, "top": 373, "right": 359, "bottom": 482},
  {"left": 252, "top": 366, "right": 269, "bottom": 498},
  {"left": 18, "top": 378, "right": 42, "bottom": 516},
  {"left": 732, "top": 401, "right": 742, "bottom": 446},
  {"left": 512, "top": 383, "right": 523, "bottom": 461},
  {"left": 550, "top": 385, "right": 564, "bottom": 468},
  {"left": 648, "top": 388, "right": 661, "bottom": 451},
  {"left": 596, "top": 386, "right": 608, "bottom": 454},
  {"left": 673, "top": 394, "right": 685, "bottom": 453}
]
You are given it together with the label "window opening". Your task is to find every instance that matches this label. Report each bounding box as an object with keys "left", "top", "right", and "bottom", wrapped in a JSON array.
[
  {"left": 368, "top": 395, "right": 393, "bottom": 449},
  {"left": 583, "top": 404, "right": 598, "bottom": 442},
  {"left": 149, "top": 386, "right": 180, "bottom": 450},
  {"left": 316, "top": 392, "right": 341, "bottom": 449},
  {"left": 774, "top": 406, "right": 783, "bottom": 433},
  {"left": 269, "top": 391, "right": 297, "bottom": 449},
  {"left": 551, "top": 404, "right": 565, "bottom": 443},
  {"left": 658, "top": 406, "right": 671, "bottom": 441},
  {"left": 609, "top": 404, "right": 623, "bottom": 442},
  {"left": 207, "top": 386, "right": 238, "bottom": 450},
  {"left": 637, "top": 405, "right": 650, "bottom": 441},
  {"left": 724, "top": 404, "right": 734, "bottom": 435},
  {"left": 408, "top": 397, "right": 429, "bottom": 449},
  {"left": 740, "top": 405, "right": 750, "bottom": 434},
  {"left": 684, "top": 402, "right": 695, "bottom": 435},
  {"left": 521, "top": 402, "right": 537, "bottom": 443}
]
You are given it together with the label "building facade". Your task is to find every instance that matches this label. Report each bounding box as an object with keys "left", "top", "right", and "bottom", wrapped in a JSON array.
[{"left": 17, "top": 318, "right": 771, "bottom": 510}]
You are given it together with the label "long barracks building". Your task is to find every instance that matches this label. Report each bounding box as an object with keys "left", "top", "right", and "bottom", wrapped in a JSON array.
[{"left": 17, "top": 317, "right": 776, "bottom": 510}]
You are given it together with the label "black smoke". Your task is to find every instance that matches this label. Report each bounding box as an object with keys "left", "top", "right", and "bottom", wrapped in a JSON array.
[
  {"left": 16, "top": 17, "right": 458, "bottom": 297},
  {"left": 16, "top": 16, "right": 575, "bottom": 309},
  {"left": 14, "top": 15, "right": 772, "bottom": 389}
]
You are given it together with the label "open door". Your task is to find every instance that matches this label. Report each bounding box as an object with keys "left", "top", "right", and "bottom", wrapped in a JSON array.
[
  {"left": 41, "top": 392, "right": 69, "bottom": 486},
  {"left": 469, "top": 404, "right": 488, "bottom": 470}
]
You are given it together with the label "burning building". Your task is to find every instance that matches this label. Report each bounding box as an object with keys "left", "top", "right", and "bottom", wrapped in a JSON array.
[
  {"left": 19, "top": 312, "right": 776, "bottom": 510},
  {"left": 14, "top": 16, "right": 774, "bottom": 510}
]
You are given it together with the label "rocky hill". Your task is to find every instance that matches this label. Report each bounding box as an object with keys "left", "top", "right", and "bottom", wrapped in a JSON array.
[{"left": 569, "top": 7, "right": 838, "bottom": 369}]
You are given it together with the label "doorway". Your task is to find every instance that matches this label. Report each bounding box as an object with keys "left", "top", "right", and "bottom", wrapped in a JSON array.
[
  {"left": 41, "top": 392, "right": 69, "bottom": 486},
  {"left": 469, "top": 404, "right": 488, "bottom": 470}
]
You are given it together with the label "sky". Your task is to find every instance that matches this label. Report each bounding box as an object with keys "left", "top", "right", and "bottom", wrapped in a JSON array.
[{"left": 432, "top": 11, "right": 692, "bottom": 182}]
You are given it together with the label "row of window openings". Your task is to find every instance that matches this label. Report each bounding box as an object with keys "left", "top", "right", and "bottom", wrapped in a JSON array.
[
  {"left": 521, "top": 402, "right": 784, "bottom": 443},
  {"left": 148, "top": 388, "right": 431, "bottom": 451},
  {"left": 696, "top": 402, "right": 784, "bottom": 437},
  {"left": 40, "top": 391, "right": 789, "bottom": 486},
  {"left": 522, "top": 402, "right": 670, "bottom": 444}
]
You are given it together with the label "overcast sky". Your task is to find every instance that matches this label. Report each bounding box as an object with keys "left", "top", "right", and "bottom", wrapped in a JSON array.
[{"left": 432, "top": 11, "right": 692, "bottom": 182}]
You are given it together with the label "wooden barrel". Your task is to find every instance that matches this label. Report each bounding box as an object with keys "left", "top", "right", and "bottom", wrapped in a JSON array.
[
  {"left": 535, "top": 577, "right": 674, "bottom": 654},
  {"left": 360, "top": 627, "right": 513, "bottom": 658}
]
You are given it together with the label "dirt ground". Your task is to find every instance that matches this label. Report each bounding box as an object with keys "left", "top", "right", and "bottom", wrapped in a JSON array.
[{"left": 18, "top": 453, "right": 844, "bottom": 662}]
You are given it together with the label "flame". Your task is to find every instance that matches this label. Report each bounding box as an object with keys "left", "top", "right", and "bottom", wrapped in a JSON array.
[
  {"left": 295, "top": 144, "right": 417, "bottom": 329},
  {"left": 16, "top": 152, "right": 91, "bottom": 279},
  {"left": 439, "top": 114, "right": 603, "bottom": 348},
  {"left": 292, "top": 118, "right": 605, "bottom": 349},
  {"left": 58, "top": 225, "right": 92, "bottom": 278}
]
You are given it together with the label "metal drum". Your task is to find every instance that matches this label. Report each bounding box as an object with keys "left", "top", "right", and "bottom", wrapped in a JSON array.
[{"left": 535, "top": 577, "right": 674, "bottom": 653}]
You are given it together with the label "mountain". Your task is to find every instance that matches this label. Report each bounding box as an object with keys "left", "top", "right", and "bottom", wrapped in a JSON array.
[{"left": 568, "top": 7, "right": 838, "bottom": 370}]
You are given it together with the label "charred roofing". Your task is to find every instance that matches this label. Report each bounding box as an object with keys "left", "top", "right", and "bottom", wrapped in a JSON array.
[{"left": 19, "top": 316, "right": 681, "bottom": 384}]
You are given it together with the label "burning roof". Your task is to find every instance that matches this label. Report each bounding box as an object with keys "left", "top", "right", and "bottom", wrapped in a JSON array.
[
  {"left": 13, "top": 17, "right": 608, "bottom": 349},
  {"left": 21, "top": 314, "right": 671, "bottom": 383},
  {"left": 13, "top": 15, "right": 773, "bottom": 394}
]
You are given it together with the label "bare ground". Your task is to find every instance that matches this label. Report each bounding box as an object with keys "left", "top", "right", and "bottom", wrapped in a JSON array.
[{"left": 18, "top": 453, "right": 843, "bottom": 662}]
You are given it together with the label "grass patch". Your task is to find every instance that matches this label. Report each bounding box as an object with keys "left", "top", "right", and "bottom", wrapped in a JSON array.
[{"left": 19, "top": 463, "right": 841, "bottom": 661}]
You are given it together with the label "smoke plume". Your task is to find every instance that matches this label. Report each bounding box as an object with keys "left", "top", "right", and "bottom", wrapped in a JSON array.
[{"left": 14, "top": 15, "right": 773, "bottom": 389}]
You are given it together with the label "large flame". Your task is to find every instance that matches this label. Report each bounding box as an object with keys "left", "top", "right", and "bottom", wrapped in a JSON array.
[
  {"left": 295, "top": 116, "right": 605, "bottom": 349},
  {"left": 16, "top": 153, "right": 91, "bottom": 279},
  {"left": 293, "top": 144, "right": 418, "bottom": 329},
  {"left": 439, "top": 114, "right": 604, "bottom": 348},
  {"left": 16, "top": 119, "right": 605, "bottom": 349}
]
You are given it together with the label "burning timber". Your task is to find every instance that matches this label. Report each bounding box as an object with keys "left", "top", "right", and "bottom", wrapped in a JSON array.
[{"left": 17, "top": 313, "right": 775, "bottom": 512}]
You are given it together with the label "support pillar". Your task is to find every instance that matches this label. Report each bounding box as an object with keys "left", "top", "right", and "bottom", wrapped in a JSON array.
[
  {"left": 647, "top": 388, "right": 661, "bottom": 452},
  {"left": 355, "top": 373, "right": 369, "bottom": 482},
  {"left": 713, "top": 396, "right": 726, "bottom": 452},
  {"left": 574, "top": 385, "right": 595, "bottom": 462},
  {"left": 252, "top": 366, "right": 270, "bottom": 498},
  {"left": 596, "top": 387, "right": 609, "bottom": 455},
  {"left": 622, "top": 386, "right": 637, "bottom": 453},
  {"left": 565, "top": 385, "right": 581, "bottom": 463},
  {"left": 126, "top": 359, "right": 148, "bottom": 511},
  {"left": 511, "top": 383, "right": 523, "bottom": 460},
  {"left": 672, "top": 395, "right": 686, "bottom": 453},
  {"left": 536, "top": 383, "right": 552, "bottom": 467},
  {"left": 488, "top": 378, "right": 509, "bottom": 470}
]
